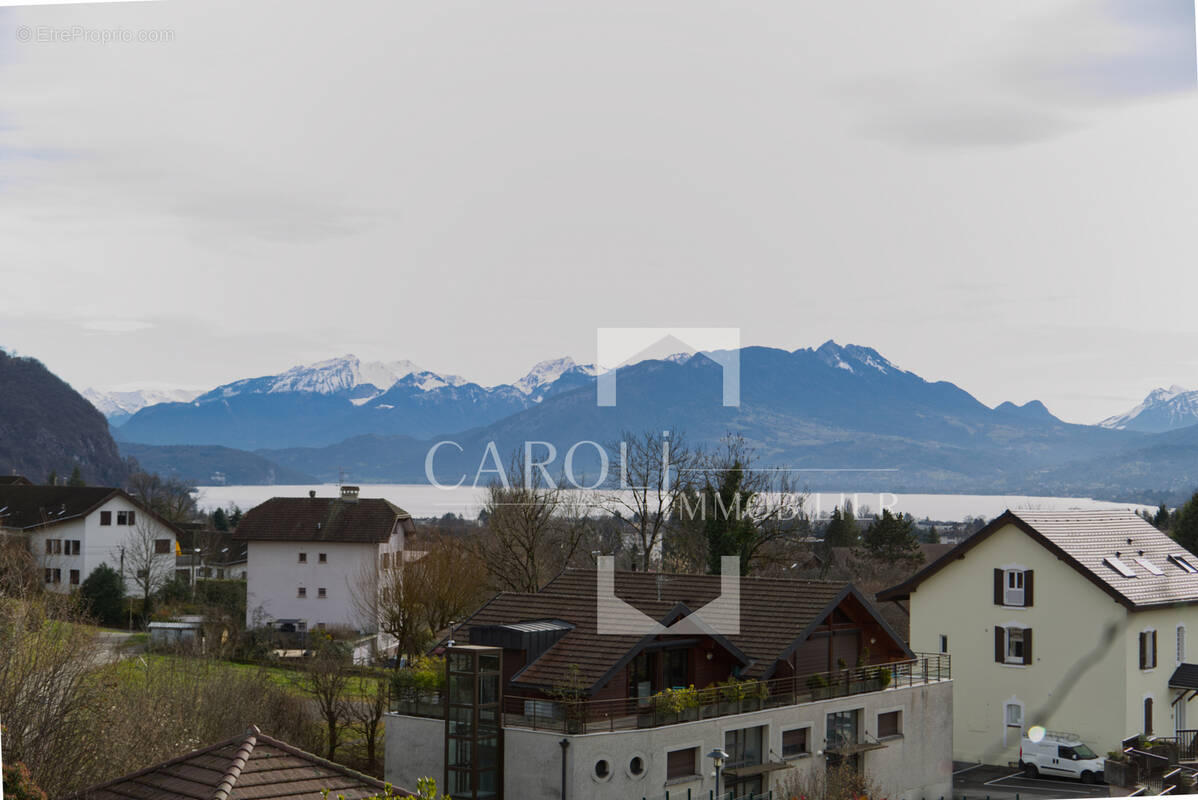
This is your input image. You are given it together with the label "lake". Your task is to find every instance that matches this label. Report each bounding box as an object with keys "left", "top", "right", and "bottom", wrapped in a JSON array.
[{"left": 192, "top": 484, "right": 1156, "bottom": 522}]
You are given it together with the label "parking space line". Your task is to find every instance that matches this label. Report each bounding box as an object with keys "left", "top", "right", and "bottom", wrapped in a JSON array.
[
  {"left": 981, "top": 774, "right": 1101, "bottom": 795},
  {"left": 953, "top": 764, "right": 985, "bottom": 775},
  {"left": 983, "top": 771, "right": 1026, "bottom": 785}
]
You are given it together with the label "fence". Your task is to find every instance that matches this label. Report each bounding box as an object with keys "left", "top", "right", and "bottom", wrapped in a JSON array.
[{"left": 390, "top": 653, "right": 950, "bottom": 735}]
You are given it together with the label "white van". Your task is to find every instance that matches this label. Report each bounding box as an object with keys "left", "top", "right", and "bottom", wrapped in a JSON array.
[{"left": 1020, "top": 731, "right": 1105, "bottom": 783}]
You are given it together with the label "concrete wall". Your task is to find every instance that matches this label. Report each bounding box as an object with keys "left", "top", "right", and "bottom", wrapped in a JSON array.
[
  {"left": 28, "top": 496, "right": 177, "bottom": 597},
  {"left": 385, "top": 681, "right": 953, "bottom": 800},
  {"left": 384, "top": 713, "right": 444, "bottom": 794},
  {"left": 906, "top": 521, "right": 1198, "bottom": 764}
]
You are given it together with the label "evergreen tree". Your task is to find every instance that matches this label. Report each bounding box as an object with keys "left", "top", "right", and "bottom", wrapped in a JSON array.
[
  {"left": 824, "top": 504, "right": 860, "bottom": 548},
  {"left": 228, "top": 505, "right": 243, "bottom": 529},
  {"left": 45, "top": 469, "right": 57, "bottom": 486},
  {"left": 212, "top": 507, "right": 229, "bottom": 532},
  {"left": 80, "top": 563, "right": 126, "bottom": 627},
  {"left": 1153, "top": 504, "right": 1171, "bottom": 531},
  {"left": 862, "top": 509, "right": 923, "bottom": 564},
  {"left": 923, "top": 524, "right": 941, "bottom": 544},
  {"left": 700, "top": 461, "right": 758, "bottom": 576},
  {"left": 1172, "top": 492, "right": 1198, "bottom": 555},
  {"left": 67, "top": 466, "right": 85, "bottom": 486}
]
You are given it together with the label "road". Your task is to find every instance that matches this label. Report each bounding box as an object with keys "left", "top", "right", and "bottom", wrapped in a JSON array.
[{"left": 953, "top": 763, "right": 1114, "bottom": 800}]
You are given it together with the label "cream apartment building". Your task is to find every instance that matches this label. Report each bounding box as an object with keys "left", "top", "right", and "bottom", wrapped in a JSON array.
[{"left": 881, "top": 509, "right": 1198, "bottom": 764}]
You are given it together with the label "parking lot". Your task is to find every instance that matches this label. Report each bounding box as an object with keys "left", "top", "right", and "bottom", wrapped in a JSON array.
[{"left": 953, "top": 763, "right": 1114, "bottom": 800}]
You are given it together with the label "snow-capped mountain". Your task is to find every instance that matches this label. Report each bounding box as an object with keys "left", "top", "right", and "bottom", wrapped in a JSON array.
[
  {"left": 202, "top": 355, "right": 468, "bottom": 403},
  {"left": 1099, "top": 385, "right": 1198, "bottom": 433},
  {"left": 511, "top": 357, "right": 598, "bottom": 400},
  {"left": 813, "top": 340, "right": 897, "bottom": 375},
  {"left": 83, "top": 387, "right": 203, "bottom": 425}
]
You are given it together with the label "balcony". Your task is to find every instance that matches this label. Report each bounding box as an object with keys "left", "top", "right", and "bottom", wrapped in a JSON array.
[{"left": 391, "top": 652, "right": 949, "bottom": 735}]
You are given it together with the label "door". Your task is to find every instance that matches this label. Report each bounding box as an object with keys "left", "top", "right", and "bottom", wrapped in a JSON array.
[
  {"left": 1055, "top": 746, "right": 1082, "bottom": 778},
  {"left": 1178, "top": 694, "right": 1188, "bottom": 735},
  {"left": 1004, "top": 703, "right": 1023, "bottom": 747},
  {"left": 1146, "top": 698, "right": 1155, "bottom": 736}
]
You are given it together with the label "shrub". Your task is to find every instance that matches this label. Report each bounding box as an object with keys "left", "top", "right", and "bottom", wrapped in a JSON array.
[{"left": 79, "top": 564, "right": 126, "bottom": 627}]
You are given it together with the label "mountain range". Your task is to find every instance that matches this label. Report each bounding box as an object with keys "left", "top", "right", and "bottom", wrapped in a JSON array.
[
  {"left": 1099, "top": 385, "right": 1198, "bottom": 433},
  {"left": 80, "top": 341, "right": 1198, "bottom": 502}
]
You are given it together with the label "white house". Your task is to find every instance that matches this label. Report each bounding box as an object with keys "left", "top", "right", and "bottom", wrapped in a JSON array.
[
  {"left": 0, "top": 479, "right": 180, "bottom": 595},
  {"left": 880, "top": 508, "right": 1198, "bottom": 765},
  {"left": 233, "top": 485, "right": 415, "bottom": 633}
]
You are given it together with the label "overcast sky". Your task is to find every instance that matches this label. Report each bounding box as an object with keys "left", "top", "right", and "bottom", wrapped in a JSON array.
[{"left": 0, "top": 0, "right": 1195, "bottom": 423}]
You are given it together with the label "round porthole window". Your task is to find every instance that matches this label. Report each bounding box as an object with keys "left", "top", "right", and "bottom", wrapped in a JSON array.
[
  {"left": 629, "top": 756, "right": 645, "bottom": 777},
  {"left": 594, "top": 759, "right": 611, "bottom": 780}
]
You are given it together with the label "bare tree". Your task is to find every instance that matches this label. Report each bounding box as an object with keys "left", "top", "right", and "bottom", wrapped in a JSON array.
[
  {"left": 125, "top": 468, "right": 197, "bottom": 523},
  {"left": 0, "top": 532, "right": 38, "bottom": 598},
  {"left": 413, "top": 532, "right": 490, "bottom": 637},
  {"left": 476, "top": 455, "right": 591, "bottom": 593},
  {"left": 350, "top": 553, "right": 432, "bottom": 659},
  {"left": 295, "top": 636, "right": 354, "bottom": 759},
  {"left": 346, "top": 674, "right": 389, "bottom": 773},
  {"left": 605, "top": 429, "right": 701, "bottom": 571},
  {"left": 116, "top": 519, "right": 175, "bottom": 617}
]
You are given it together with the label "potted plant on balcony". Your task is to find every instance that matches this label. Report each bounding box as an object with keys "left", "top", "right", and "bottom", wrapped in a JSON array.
[
  {"left": 549, "top": 664, "right": 587, "bottom": 734},
  {"left": 807, "top": 673, "right": 830, "bottom": 700},
  {"left": 654, "top": 686, "right": 700, "bottom": 724}
]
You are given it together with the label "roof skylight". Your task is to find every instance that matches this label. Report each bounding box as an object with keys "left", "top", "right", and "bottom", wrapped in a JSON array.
[
  {"left": 1104, "top": 556, "right": 1136, "bottom": 578},
  {"left": 1134, "top": 557, "right": 1164, "bottom": 576},
  {"left": 1171, "top": 554, "right": 1198, "bottom": 574}
]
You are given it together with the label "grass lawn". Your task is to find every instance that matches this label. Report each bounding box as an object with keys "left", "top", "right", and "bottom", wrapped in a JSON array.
[{"left": 98, "top": 653, "right": 386, "bottom": 698}]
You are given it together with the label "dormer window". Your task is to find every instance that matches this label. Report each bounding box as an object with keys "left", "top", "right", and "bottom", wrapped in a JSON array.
[
  {"left": 1104, "top": 556, "right": 1136, "bottom": 578},
  {"left": 994, "top": 568, "right": 1033, "bottom": 607},
  {"left": 1171, "top": 554, "right": 1198, "bottom": 574},
  {"left": 1135, "top": 557, "right": 1164, "bottom": 576}
]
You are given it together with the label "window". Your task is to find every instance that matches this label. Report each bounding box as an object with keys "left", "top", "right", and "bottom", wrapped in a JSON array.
[
  {"left": 939, "top": 634, "right": 948, "bottom": 653},
  {"left": 154, "top": 539, "right": 170, "bottom": 554},
  {"left": 128, "top": 510, "right": 136, "bottom": 525},
  {"left": 1145, "top": 697, "right": 1154, "bottom": 735},
  {"left": 995, "top": 626, "right": 1033, "bottom": 665},
  {"left": 1171, "top": 554, "right": 1198, "bottom": 574},
  {"left": 44, "top": 568, "right": 52, "bottom": 584},
  {"left": 316, "top": 622, "right": 326, "bottom": 630},
  {"left": 782, "top": 727, "right": 810, "bottom": 757},
  {"left": 1004, "top": 702, "right": 1024, "bottom": 746},
  {"left": 878, "top": 710, "right": 902, "bottom": 738},
  {"left": 297, "top": 587, "right": 307, "bottom": 598},
  {"left": 70, "top": 569, "right": 80, "bottom": 586},
  {"left": 117, "top": 511, "right": 129, "bottom": 525},
  {"left": 46, "top": 539, "right": 62, "bottom": 555},
  {"left": 663, "top": 648, "right": 688, "bottom": 689},
  {"left": 628, "top": 756, "right": 645, "bottom": 776},
  {"left": 298, "top": 552, "right": 307, "bottom": 563},
  {"left": 826, "top": 709, "right": 860, "bottom": 749},
  {"left": 100, "top": 511, "right": 112, "bottom": 526},
  {"left": 1180, "top": 626, "right": 1187, "bottom": 665},
  {"left": 69, "top": 540, "right": 80, "bottom": 555},
  {"left": 318, "top": 587, "right": 327, "bottom": 598},
  {"left": 594, "top": 759, "right": 610, "bottom": 779},
  {"left": 318, "top": 553, "right": 327, "bottom": 563},
  {"left": 1140, "top": 630, "right": 1158, "bottom": 670},
  {"left": 45, "top": 540, "right": 53, "bottom": 555},
  {"left": 994, "top": 568, "right": 1033, "bottom": 607},
  {"left": 51, "top": 569, "right": 61, "bottom": 584},
  {"left": 666, "top": 747, "right": 697, "bottom": 781},
  {"left": 1136, "top": 557, "right": 1164, "bottom": 576},
  {"left": 725, "top": 725, "right": 765, "bottom": 769}
]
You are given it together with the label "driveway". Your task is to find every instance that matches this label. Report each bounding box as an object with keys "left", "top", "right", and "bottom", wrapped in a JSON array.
[{"left": 953, "top": 763, "right": 1113, "bottom": 800}]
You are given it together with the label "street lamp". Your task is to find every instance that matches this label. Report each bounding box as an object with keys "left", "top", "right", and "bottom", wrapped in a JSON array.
[{"left": 707, "top": 748, "right": 729, "bottom": 799}]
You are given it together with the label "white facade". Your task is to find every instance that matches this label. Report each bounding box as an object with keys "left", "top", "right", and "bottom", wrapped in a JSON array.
[
  {"left": 902, "top": 519, "right": 1198, "bottom": 763},
  {"left": 244, "top": 531, "right": 404, "bottom": 632},
  {"left": 24, "top": 494, "right": 177, "bottom": 596},
  {"left": 385, "top": 680, "right": 954, "bottom": 800}
]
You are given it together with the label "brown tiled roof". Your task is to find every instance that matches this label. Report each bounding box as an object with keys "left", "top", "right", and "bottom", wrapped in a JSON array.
[
  {"left": 0, "top": 475, "right": 32, "bottom": 486},
  {"left": 880, "top": 509, "right": 1198, "bottom": 610},
  {"left": 455, "top": 570, "right": 906, "bottom": 691},
  {"left": 66, "top": 726, "right": 403, "bottom": 800},
  {"left": 0, "top": 485, "right": 121, "bottom": 530},
  {"left": 232, "top": 497, "right": 414, "bottom": 543}
]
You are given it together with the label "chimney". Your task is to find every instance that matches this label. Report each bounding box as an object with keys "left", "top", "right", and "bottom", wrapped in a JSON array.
[
  {"left": 309, "top": 490, "right": 316, "bottom": 499},
  {"left": 340, "top": 485, "right": 360, "bottom": 503}
]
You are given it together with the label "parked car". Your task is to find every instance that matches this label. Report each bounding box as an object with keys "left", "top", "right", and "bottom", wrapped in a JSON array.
[{"left": 1020, "top": 732, "right": 1105, "bottom": 783}]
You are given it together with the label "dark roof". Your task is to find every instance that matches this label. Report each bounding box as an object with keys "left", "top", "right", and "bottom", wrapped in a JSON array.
[
  {"left": 66, "top": 726, "right": 401, "bottom": 800},
  {"left": 232, "top": 496, "right": 415, "bottom": 543},
  {"left": 879, "top": 509, "right": 1198, "bottom": 610},
  {"left": 454, "top": 570, "right": 910, "bottom": 691},
  {"left": 0, "top": 485, "right": 122, "bottom": 531},
  {"left": 0, "top": 475, "right": 32, "bottom": 486},
  {"left": 1171, "top": 663, "right": 1198, "bottom": 690}
]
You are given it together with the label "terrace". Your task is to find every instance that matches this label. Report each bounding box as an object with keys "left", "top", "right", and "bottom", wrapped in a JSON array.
[{"left": 391, "top": 652, "right": 949, "bottom": 734}]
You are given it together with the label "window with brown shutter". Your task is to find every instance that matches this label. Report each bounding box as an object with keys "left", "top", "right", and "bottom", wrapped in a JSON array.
[
  {"left": 994, "top": 569, "right": 1003, "bottom": 605},
  {"left": 878, "top": 710, "right": 902, "bottom": 738},
  {"left": 1023, "top": 629, "right": 1033, "bottom": 665},
  {"left": 782, "top": 728, "right": 809, "bottom": 757},
  {"left": 154, "top": 539, "right": 170, "bottom": 554},
  {"left": 995, "top": 626, "right": 1005, "bottom": 663},
  {"left": 666, "top": 747, "right": 697, "bottom": 780},
  {"left": 100, "top": 511, "right": 111, "bottom": 526},
  {"left": 1024, "top": 570, "right": 1034, "bottom": 606}
]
